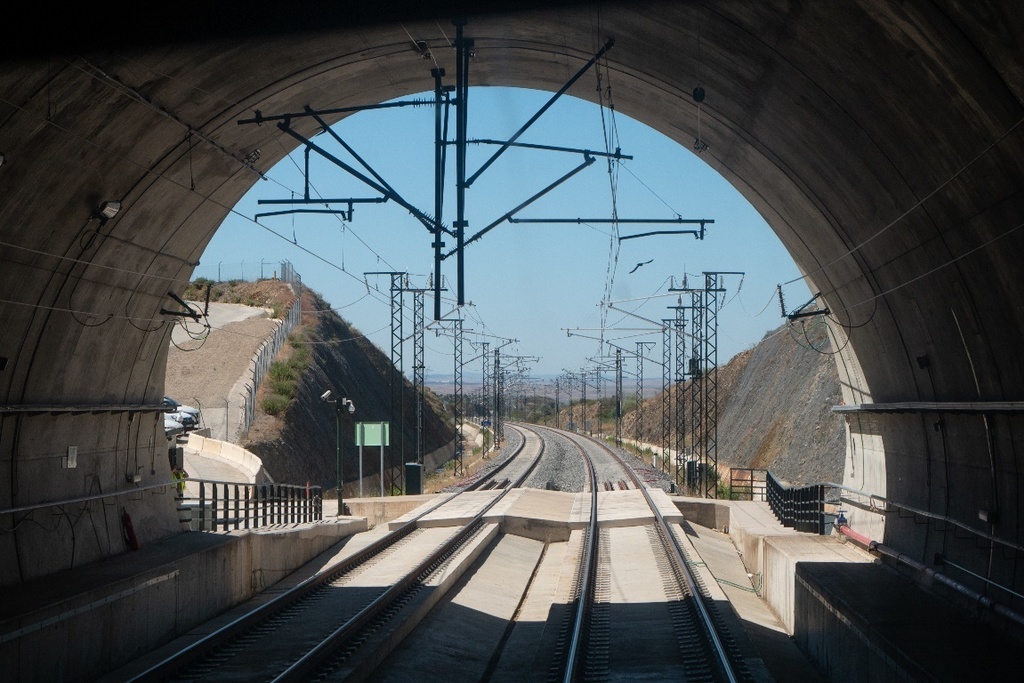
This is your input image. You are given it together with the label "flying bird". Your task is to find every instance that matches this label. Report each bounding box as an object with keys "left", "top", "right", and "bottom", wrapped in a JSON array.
[{"left": 629, "top": 259, "right": 653, "bottom": 274}]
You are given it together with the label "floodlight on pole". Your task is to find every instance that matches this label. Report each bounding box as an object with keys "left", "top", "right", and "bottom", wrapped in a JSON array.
[{"left": 321, "top": 390, "right": 355, "bottom": 515}]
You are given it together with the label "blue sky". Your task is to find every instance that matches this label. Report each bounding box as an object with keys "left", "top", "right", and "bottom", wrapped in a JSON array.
[{"left": 198, "top": 87, "right": 810, "bottom": 385}]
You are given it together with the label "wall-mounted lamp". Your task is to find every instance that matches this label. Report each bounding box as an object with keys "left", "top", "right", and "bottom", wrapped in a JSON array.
[{"left": 98, "top": 200, "right": 121, "bottom": 221}]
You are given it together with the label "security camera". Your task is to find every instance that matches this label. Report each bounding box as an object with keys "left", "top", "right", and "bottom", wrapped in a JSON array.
[
  {"left": 320, "top": 390, "right": 333, "bottom": 401},
  {"left": 347, "top": 403, "right": 355, "bottom": 414}
]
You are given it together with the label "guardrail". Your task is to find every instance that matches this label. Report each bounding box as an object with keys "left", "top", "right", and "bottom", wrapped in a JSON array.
[
  {"left": 728, "top": 468, "right": 768, "bottom": 501},
  {"left": 766, "top": 472, "right": 829, "bottom": 534},
  {"left": 177, "top": 479, "right": 322, "bottom": 531}
]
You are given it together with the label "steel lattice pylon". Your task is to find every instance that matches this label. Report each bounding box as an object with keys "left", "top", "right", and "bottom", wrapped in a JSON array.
[
  {"left": 672, "top": 304, "right": 687, "bottom": 489},
  {"left": 661, "top": 321, "right": 672, "bottom": 474},
  {"left": 480, "top": 341, "right": 490, "bottom": 427},
  {"left": 704, "top": 273, "right": 723, "bottom": 499},
  {"left": 452, "top": 318, "right": 464, "bottom": 477},
  {"left": 615, "top": 349, "right": 623, "bottom": 447},
  {"left": 413, "top": 290, "right": 425, "bottom": 467},
  {"left": 580, "top": 366, "right": 588, "bottom": 434},
  {"left": 389, "top": 273, "right": 405, "bottom": 494},
  {"left": 635, "top": 342, "right": 646, "bottom": 446},
  {"left": 493, "top": 349, "right": 503, "bottom": 443},
  {"left": 690, "top": 289, "right": 704, "bottom": 496}
]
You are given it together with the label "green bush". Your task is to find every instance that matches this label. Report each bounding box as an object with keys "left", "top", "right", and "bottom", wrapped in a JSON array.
[
  {"left": 262, "top": 394, "right": 289, "bottom": 415},
  {"left": 269, "top": 362, "right": 296, "bottom": 382},
  {"left": 287, "top": 346, "right": 310, "bottom": 370},
  {"left": 269, "top": 377, "right": 296, "bottom": 399}
]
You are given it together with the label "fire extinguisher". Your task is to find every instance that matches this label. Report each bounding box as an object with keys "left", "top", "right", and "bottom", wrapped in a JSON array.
[{"left": 122, "top": 507, "right": 141, "bottom": 551}]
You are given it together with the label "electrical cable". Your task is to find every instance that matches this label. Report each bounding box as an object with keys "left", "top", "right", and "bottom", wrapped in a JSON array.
[
  {"left": 0, "top": 241, "right": 192, "bottom": 286},
  {"left": 822, "top": 218, "right": 1024, "bottom": 327},
  {"left": 781, "top": 114, "right": 1024, "bottom": 289}
]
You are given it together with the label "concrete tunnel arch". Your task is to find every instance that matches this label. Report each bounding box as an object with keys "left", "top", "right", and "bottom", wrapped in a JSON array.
[{"left": 1, "top": 1, "right": 1023, "bottom": 597}]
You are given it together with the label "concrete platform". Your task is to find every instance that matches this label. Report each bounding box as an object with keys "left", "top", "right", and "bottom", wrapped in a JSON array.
[
  {"left": 345, "top": 494, "right": 441, "bottom": 528},
  {"left": 794, "top": 559, "right": 1022, "bottom": 682},
  {"left": 679, "top": 520, "right": 825, "bottom": 682},
  {"left": 0, "top": 518, "right": 366, "bottom": 681},
  {"left": 385, "top": 487, "right": 686, "bottom": 538},
  {"left": 678, "top": 498, "right": 1024, "bottom": 682}
]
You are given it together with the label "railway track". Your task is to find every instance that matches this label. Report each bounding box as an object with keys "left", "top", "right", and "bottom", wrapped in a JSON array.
[
  {"left": 544, "top": 428, "right": 753, "bottom": 683},
  {"left": 127, "top": 426, "right": 543, "bottom": 682},
  {"left": 530, "top": 425, "right": 748, "bottom": 683},
  {"left": 124, "top": 424, "right": 750, "bottom": 682}
]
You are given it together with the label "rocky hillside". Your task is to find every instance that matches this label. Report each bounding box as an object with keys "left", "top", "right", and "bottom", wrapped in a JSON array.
[
  {"left": 713, "top": 322, "right": 845, "bottom": 484},
  {"left": 562, "top": 321, "right": 845, "bottom": 486},
  {"left": 171, "top": 278, "right": 455, "bottom": 491},
  {"left": 242, "top": 287, "right": 455, "bottom": 490}
]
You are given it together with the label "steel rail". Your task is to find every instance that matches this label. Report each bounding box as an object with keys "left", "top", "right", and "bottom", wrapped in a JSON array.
[
  {"left": 127, "top": 432, "right": 539, "bottom": 682},
  {"left": 579, "top": 431, "right": 741, "bottom": 683},
  {"left": 557, "top": 429, "right": 600, "bottom": 683},
  {"left": 463, "top": 424, "right": 531, "bottom": 491},
  {"left": 273, "top": 425, "right": 546, "bottom": 681}
]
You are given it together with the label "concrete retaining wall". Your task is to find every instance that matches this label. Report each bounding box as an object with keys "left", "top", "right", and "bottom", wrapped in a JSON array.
[
  {"left": 0, "top": 520, "right": 365, "bottom": 681},
  {"left": 187, "top": 433, "right": 269, "bottom": 483}
]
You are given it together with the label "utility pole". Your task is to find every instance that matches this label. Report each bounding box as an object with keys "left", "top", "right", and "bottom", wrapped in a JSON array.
[
  {"left": 701, "top": 271, "right": 739, "bottom": 499},
  {"left": 366, "top": 271, "right": 407, "bottom": 494},
  {"left": 413, "top": 288, "right": 426, "bottom": 468},
  {"left": 493, "top": 347, "right": 502, "bottom": 445},
  {"left": 615, "top": 348, "right": 623, "bottom": 447},
  {"left": 670, "top": 299, "right": 689, "bottom": 491},
  {"left": 661, "top": 319, "right": 673, "bottom": 476},
  {"left": 580, "top": 365, "right": 588, "bottom": 434},
  {"left": 554, "top": 377, "right": 561, "bottom": 429},
  {"left": 635, "top": 341, "right": 655, "bottom": 448},
  {"left": 452, "top": 317, "right": 464, "bottom": 477}
]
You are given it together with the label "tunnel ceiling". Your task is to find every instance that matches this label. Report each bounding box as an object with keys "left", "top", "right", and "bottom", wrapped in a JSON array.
[{"left": 2, "top": 1, "right": 1024, "bottom": 559}]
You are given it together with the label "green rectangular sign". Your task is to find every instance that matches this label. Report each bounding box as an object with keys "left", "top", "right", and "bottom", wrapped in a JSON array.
[{"left": 355, "top": 421, "right": 390, "bottom": 447}]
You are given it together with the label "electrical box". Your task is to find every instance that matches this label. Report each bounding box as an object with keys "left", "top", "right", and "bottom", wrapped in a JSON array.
[{"left": 405, "top": 462, "right": 423, "bottom": 495}]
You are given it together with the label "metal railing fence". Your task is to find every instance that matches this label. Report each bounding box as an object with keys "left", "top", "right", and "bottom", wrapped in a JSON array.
[
  {"left": 728, "top": 468, "right": 768, "bottom": 501},
  {"left": 177, "top": 480, "right": 322, "bottom": 531},
  {"left": 766, "top": 471, "right": 828, "bottom": 534}
]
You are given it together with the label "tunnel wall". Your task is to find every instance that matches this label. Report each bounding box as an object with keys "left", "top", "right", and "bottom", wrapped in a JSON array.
[{"left": 1, "top": 2, "right": 1023, "bottom": 595}]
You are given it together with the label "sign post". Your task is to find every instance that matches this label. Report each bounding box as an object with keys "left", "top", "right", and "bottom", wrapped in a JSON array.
[{"left": 355, "top": 422, "right": 391, "bottom": 497}]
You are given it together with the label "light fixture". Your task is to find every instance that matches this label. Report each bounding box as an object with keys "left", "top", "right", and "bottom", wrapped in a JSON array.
[
  {"left": 322, "top": 390, "right": 356, "bottom": 515},
  {"left": 98, "top": 200, "right": 121, "bottom": 220},
  {"left": 0, "top": 153, "right": 5, "bottom": 167}
]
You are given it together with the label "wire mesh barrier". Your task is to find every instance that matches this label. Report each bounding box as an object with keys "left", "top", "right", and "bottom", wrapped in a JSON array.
[
  {"left": 241, "top": 297, "right": 301, "bottom": 435},
  {"left": 766, "top": 472, "right": 829, "bottom": 534},
  {"left": 176, "top": 480, "right": 323, "bottom": 531},
  {"left": 728, "top": 468, "right": 768, "bottom": 501}
]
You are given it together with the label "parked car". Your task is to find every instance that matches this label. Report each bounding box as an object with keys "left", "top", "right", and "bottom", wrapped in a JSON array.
[
  {"left": 163, "top": 413, "right": 185, "bottom": 437},
  {"left": 163, "top": 396, "right": 201, "bottom": 432}
]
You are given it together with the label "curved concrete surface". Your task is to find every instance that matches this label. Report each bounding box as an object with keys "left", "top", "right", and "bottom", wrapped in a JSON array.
[{"left": 1, "top": 2, "right": 1022, "bottom": 599}]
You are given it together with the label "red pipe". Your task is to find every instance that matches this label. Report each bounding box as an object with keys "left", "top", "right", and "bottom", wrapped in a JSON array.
[{"left": 837, "top": 524, "right": 874, "bottom": 549}]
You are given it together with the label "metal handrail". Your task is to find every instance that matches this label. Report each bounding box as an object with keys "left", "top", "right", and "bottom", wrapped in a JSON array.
[
  {"left": 1, "top": 481, "right": 174, "bottom": 516},
  {"left": 728, "top": 467, "right": 768, "bottom": 501},
  {"left": 823, "top": 481, "right": 1024, "bottom": 555},
  {"left": 177, "top": 479, "right": 322, "bottom": 530}
]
